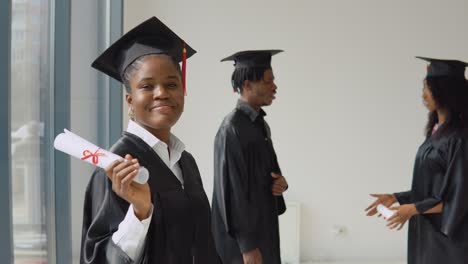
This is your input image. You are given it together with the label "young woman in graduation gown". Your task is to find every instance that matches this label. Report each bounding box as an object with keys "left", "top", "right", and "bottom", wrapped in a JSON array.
[
  {"left": 79, "top": 17, "right": 220, "bottom": 264},
  {"left": 366, "top": 57, "right": 468, "bottom": 264}
]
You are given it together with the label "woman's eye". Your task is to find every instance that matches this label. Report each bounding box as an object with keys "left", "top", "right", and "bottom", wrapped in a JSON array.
[
  {"left": 167, "top": 82, "right": 178, "bottom": 89},
  {"left": 141, "top": 84, "right": 152, "bottom": 89}
]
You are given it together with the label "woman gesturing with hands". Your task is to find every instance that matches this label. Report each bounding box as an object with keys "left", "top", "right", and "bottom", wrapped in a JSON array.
[{"left": 365, "top": 57, "right": 468, "bottom": 264}]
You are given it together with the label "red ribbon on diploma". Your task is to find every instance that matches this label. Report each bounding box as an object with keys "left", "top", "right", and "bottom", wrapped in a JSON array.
[{"left": 81, "top": 148, "right": 105, "bottom": 165}]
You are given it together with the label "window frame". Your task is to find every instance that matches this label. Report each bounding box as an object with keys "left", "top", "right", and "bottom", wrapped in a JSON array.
[
  {"left": 0, "top": 0, "right": 123, "bottom": 261},
  {"left": 2, "top": 0, "right": 72, "bottom": 262},
  {"left": 98, "top": 0, "right": 123, "bottom": 148},
  {"left": 0, "top": 0, "right": 13, "bottom": 261},
  {"left": 51, "top": 0, "right": 72, "bottom": 262}
]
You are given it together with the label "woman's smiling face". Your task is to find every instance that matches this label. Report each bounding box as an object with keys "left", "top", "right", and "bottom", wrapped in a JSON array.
[{"left": 126, "top": 54, "right": 184, "bottom": 132}]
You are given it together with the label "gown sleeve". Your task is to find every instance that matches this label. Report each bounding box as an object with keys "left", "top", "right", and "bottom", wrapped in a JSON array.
[
  {"left": 394, "top": 190, "right": 413, "bottom": 205},
  {"left": 213, "top": 126, "right": 259, "bottom": 253},
  {"left": 268, "top": 133, "right": 286, "bottom": 215},
  {"left": 414, "top": 196, "right": 442, "bottom": 214},
  {"left": 437, "top": 138, "right": 468, "bottom": 237},
  {"left": 80, "top": 168, "right": 137, "bottom": 264}
]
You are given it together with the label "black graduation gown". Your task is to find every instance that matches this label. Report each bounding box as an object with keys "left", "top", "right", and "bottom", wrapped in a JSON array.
[
  {"left": 80, "top": 132, "right": 220, "bottom": 264},
  {"left": 394, "top": 127, "right": 468, "bottom": 264},
  {"left": 211, "top": 100, "right": 286, "bottom": 264}
]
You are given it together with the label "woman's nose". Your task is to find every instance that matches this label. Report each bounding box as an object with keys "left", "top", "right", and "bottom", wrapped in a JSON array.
[{"left": 153, "top": 85, "right": 169, "bottom": 98}]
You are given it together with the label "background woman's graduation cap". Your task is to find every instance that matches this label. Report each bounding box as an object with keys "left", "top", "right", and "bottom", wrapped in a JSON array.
[
  {"left": 417, "top": 56, "right": 468, "bottom": 79},
  {"left": 92, "top": 16, "right": 196, "bottom": 93}
]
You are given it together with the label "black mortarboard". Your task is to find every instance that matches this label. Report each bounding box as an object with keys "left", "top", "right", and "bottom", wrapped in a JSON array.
[
  {"left": 92, "top": 16, "right": 196, "bottom": 93},
  {"left": 221, "top": 50, "right": 283, "bottom": 69},
  {"left": 416, "top": 56, "right": 468, "bottom": 79}
]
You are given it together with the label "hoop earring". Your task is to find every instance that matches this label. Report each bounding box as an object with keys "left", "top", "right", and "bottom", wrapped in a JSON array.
[{"left": 128, "top": 107, "right": 135, "bottom": 120}]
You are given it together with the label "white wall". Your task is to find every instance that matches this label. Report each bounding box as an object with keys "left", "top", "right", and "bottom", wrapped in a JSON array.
[
  {"left": 63, "top": 0, "right": 468, "bottom": 262},
  {"left": 123, "top": 0, "right": 468, "bottom": 262}
]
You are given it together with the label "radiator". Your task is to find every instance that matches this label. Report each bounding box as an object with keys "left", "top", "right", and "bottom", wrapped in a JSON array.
[{"left": 280, "top": 201, "right": 301, "bottom": 264}]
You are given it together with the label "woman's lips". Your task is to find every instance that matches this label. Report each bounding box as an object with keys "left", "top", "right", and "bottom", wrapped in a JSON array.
[{"left": 150, "top": 105, "right": 174, "bottom": 114}]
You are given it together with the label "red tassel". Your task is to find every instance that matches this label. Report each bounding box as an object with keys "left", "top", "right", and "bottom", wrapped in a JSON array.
[{"left": 182, "top": 42, "right": 187, "bottom": 96}]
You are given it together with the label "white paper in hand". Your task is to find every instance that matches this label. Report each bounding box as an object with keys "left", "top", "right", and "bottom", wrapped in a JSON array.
[
  {"left": 377, "top": 204, "right": 396, "bottom": 219},
  {"left": 54, "top": 129, "right": 148, "bottom": 184}
]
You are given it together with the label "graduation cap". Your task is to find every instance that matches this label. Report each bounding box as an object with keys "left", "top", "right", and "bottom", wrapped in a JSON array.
[
  {"left": 221, "top": 50, "right": 283, "bottom": 69},
  {"left": 416, "top": 56, "right": 468, "bottom": 79},
  {"left": 92, "top": 16, "right": 196, "bottom": 94}
]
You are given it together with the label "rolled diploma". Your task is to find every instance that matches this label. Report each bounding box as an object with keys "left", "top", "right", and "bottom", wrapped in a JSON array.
[
  {"left": 377, "top": 204, "right": 396, "bottom": 219},
  {"left": 54, "top": 129, "right": 148, "bottom": 184}
]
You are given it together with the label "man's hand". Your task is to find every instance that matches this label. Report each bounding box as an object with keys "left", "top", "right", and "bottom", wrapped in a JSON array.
[
  {"left": 242, "top": 248, "right": 262, "bottom": 264},
  {"left": 271, "top": 172, "right": 288, "bottom": 196}
]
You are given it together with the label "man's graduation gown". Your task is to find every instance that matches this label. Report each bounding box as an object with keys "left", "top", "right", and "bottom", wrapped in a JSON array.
[{"left": 211, "top": 100, "right": 286, "bottom": 264}]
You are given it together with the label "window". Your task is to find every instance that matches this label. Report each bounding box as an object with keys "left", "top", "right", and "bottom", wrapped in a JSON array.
[{"left": 11, "top": 0, "right": 51, "bottom": 262}]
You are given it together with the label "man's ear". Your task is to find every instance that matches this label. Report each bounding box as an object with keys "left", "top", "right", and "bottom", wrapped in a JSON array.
[{"left": 242, "top": 80, "right": 251, "bottom": 93}]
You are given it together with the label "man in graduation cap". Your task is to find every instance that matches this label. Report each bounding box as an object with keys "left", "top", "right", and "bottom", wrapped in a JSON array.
[
  {"left": 80, "top": 17, "right": 220, "bottom": 264},
  {"left": 211, "top": 50, "right": 289, "bottom": 264},
  {"left": 366, "top": 57, "right": 468, "bottom": 264}
]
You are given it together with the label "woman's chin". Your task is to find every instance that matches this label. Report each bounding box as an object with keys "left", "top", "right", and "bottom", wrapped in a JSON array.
[{"left": 141, "top": 118, "right": 177, "bottom": 131}]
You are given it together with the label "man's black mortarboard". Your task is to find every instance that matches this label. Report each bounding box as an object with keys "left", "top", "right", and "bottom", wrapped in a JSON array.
[
  {"left": 221, "top": 50, "right": 283, "bottom": 69},
  {"left": 416, "top": 56, "right": 468, "bottom": 79},
  {"left": 92, "top": 16, "right": 196, "bottom": 94}
]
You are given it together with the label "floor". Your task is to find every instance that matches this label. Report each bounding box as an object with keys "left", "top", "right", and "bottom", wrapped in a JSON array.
[{"left": 301, "top": 261, "right": 405, "bottom": 264}]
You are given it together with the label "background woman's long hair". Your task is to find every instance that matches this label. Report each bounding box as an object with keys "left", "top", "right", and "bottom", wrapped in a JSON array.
[{"left": 425, "top": 76, "right": 468, "bottom": 138}]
